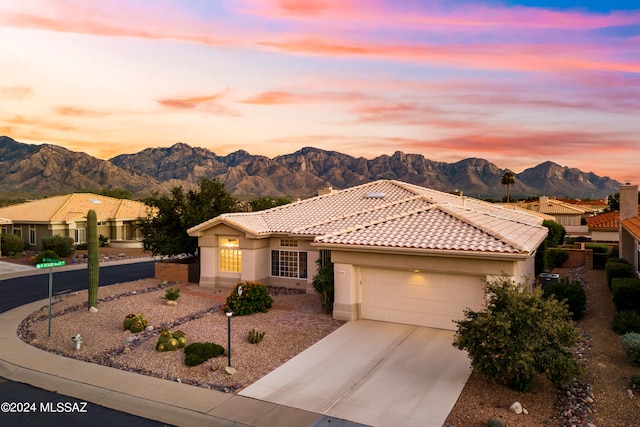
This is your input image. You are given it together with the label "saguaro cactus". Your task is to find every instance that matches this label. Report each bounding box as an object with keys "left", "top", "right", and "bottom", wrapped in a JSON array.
[{"left": 87, "top": 209, "right": 99, "bottom": 309}]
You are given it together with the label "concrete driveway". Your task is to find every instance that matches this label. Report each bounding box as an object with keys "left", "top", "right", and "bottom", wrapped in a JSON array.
[{"left": 240, "top": 320, "right": 471, "bottom": 427}]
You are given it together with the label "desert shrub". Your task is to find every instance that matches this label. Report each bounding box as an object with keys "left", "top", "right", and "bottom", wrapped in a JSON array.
[
  {"left": 612, "top": 311, "right": 640, "bottom": 335},
  {"left": 164, "top": 287, "right": 180, "bottom": 301},
  {"left": 225, "top": 281, "right": 273, "bottom": 316},
  {"left": 248, "top": 329, "right": 265, "bottom": 344},
  {"left": 608, "top": 247, "right": 619, "bottom": 259},
  {"left": 542, "top": 277, "right": 587, "bottom": 320},
  {"left": 34, "top": 250, "right": 59, "bottom": 265},
  {"left": 184, "top": 342, "right": 225, "bottom": 366},
  {"left": 606, "top": 259, "right": 633, "bottom": 289},
  {"left": 543, "top": 220, "right": 566, "bottom": 247},
  {"left": 75, "top": 242, "right": 88, "bottom": 250},
  {"left": 611, "top": 278, "right": 640, "bottom": 312},
  {"left": 312, "top": 256, "right": 334, "bottom": 314},
  {"left": 1, "top": 234, "right": 25, "bottom": 256},
  {"left": 42, "top": 235, "right": 75, "bottom": 257},
  {"left": 621, "top": 333, "right": 640, "bottom": 366},
  {"left": 99, "top": 234, "right": 108, "bottom": 247},
  {"left": 453, "top": 277, "right": 581, "bottom": 392},
  {"left": 487, "top": 419, "right": 505, "bottom": 427},
  {"left": 546, "top": 248, "right": 569, "bottom": 269}
]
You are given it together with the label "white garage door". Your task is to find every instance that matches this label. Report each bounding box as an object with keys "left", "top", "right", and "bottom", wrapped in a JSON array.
[{"left": 361, "top": 268, "right": 485, "bottom": 330}]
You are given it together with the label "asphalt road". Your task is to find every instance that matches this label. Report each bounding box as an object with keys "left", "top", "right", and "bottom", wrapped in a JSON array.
[{"left": 0, "top": 261, "right": 172, "bottom": 426}]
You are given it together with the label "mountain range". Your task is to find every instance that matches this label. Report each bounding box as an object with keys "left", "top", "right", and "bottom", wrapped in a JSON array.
[{"left": 0, "top": 136, "right": 621, "bottom": 200}]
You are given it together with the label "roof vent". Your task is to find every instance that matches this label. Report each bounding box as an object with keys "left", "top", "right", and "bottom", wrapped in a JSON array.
[
  {"left": 364, "top": 192, "right": 386, "bottom": 199},
  {"left": 87, "top": 198, "right": 103, "bottom": 204}
]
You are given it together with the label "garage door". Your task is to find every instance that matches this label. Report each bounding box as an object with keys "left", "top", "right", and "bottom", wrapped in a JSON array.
[{"left": 361, "top": 268, "right": 485, "bottom": 330}]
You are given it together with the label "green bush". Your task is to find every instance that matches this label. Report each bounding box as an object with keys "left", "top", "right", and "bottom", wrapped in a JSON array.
[
  {"left": 453, "top": 277, "right": 581, "bottom": 392},
  {"left": 585, "top": 243, "right": 610, "bottom": 254},
  {"left": 612, "top": 310, "right": 640, "bottom": 335},
  {"left": 546, "top": 248, "right": 569, "bottom": 269},
  {"left": 487, "top": 419, "right": 505, "bottom": 427},
  {"left": 542, "top": 277, "right": 587, "bottom": 320},
  {"left": 34, "top": 250, "right": 59, "bottom": 265},
  {"left": 611, "top": 278, "right": 640, "bottom": 312},
  {"left": 1, "top": 234, "right": 25, "bottom": 256},
  {"left": 184, "top": 342, "right": 225, "bottom": 366},
  {"left": 225, "top": 281, "right": 273, "bottom": 316},
  {"left": 606, "top": 259, "right": 633, "bottom": 289},
  {"left": 42, "top": 235, "right": 75, "bottom": 257},
  {"left": 75, "top": 242, "right": 88, "bottom": 250},
  {"left": 608, "top": 247, "right": 620, "bottom": 259},
  {"left": 621, "top": 333, "right": 640, "bottom": 366}
]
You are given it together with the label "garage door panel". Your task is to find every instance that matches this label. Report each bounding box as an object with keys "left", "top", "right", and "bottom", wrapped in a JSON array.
[{"left": 362, "top": 268, "right": 484, "bottom": 330}]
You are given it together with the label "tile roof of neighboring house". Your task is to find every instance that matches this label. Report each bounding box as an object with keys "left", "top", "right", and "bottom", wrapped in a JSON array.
[
  {"left": 498, "top": 203, "right": 557, "bottom": 221},
  {"left": 622, "top": 216, "right": 640, "bottom": 240},
  {"left": 588, "top": 208, "right": 640, "bottom": 230},
  {"left": 0, "top": 194, "right": 149, "bottom": 223},
  {"left": 0, "top": 217, "right": 11, "bottom": 224},
  {"left": 517, "top": 198, "right": 586, "bottom": 215},
  {"left": 189, "top": 180, "right": 548, "bottom": 256}
]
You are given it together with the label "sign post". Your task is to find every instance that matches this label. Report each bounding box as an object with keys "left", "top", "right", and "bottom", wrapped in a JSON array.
[{"left": 36, "top": 258, "right": 66, "bottom": 337}]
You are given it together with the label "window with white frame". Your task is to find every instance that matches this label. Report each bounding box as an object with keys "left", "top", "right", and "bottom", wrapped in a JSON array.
[
  {"left": 75, "top": 228, "right": 86, "bottom": 244},
  {"left": 271, "top": 249, "right": 307, "bottom": 278},
  {"left": 13, "top": 225, "right": 21, "bottom": 238},
  {"left": 29, "top": 225, "right": 36, "bottom": 246},
  {"left": 219, "top": 237, "right": 242, "bottom": 273}
]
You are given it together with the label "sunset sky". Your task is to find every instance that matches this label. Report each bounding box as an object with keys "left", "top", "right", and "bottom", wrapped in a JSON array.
[{"left": 1, "top": 0, "right": 639, "bottom": 184}]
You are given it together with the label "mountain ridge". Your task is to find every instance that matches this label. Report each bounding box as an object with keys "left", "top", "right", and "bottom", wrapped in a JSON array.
[{"left": 0, "top": 136, "right": 621, "bottom": 200}]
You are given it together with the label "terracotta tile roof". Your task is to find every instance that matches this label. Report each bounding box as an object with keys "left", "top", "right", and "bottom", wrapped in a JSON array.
[
  {"left": 0, "top": 194, "right": 149, "bottom": 223},
  {"left": 189, "top": 180, "right": 548, "bottom": 255},
  {"left": 0, "top": 217, "right": 11, "bottom": 224},
  {"left": 622, "top": 216, "right": 640, "bottom": 240},
  {"left": 588, "top": 208, "right": 640, "bottom": 230}
]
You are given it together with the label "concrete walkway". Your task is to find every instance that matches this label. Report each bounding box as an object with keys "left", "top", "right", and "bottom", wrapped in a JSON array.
[{"left": 241, "top": 320, "right": 472, "bottom": 427}]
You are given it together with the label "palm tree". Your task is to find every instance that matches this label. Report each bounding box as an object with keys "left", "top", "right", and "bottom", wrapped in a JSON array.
[{"left": 501, "top": 171, "right": 516, "bottom": 203}]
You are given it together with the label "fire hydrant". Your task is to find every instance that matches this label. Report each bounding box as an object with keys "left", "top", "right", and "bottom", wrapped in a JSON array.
[{"left": 71, "top": 333, "right": 83, "bottom": 351}]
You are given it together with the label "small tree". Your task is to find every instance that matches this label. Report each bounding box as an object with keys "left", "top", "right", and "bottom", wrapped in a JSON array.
[
  {"left": 312, "top": 256, "right": 334, "bottom": 313},
  {"left": 138, "top": 178, "right": 237, "bottom": 257},
  {"left": 453, "top": 277, "right": 581, "bottom": 392},
  {"left": 1, "top": 234, "right": 25, "bottom": 256}
]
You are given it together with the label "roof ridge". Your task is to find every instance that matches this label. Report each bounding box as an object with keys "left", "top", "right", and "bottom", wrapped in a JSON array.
[
  {"left": 294, "top": 195, "right": 425, "bottom": 233},
  {"left": 437, "top": 204, "right": 535, "bottom": 252},
  {"left": 50, "top": 194, "right": 76, "bottom": 222}
]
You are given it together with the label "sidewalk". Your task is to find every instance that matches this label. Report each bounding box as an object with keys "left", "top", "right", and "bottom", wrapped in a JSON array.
[{"left": 0, "top": 297, "right": 358, "bottom": 426}]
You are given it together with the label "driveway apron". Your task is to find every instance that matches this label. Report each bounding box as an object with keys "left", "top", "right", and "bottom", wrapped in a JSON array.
[{"left": 240, "top": 319, "right": 472, "bottom": 427}]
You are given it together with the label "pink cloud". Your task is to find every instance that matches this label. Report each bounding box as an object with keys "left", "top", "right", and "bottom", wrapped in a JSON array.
[{"left": 53, "top": 106, "right": 110, "bottom": 117}]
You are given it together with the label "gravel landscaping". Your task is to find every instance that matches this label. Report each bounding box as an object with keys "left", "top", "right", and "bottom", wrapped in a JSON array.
[{"left": 17, "top": 279, "right": 345, "bottom": 393}]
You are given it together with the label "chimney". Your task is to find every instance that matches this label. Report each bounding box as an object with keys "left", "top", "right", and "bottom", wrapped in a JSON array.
[
  {"left": 620, "top": 184, "right": 639, "bottom": 220},
  {"left": 539, "top": 196, "right": 549, "bottom": 206}
]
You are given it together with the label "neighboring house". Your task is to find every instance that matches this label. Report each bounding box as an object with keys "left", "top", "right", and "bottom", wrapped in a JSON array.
[
  {"left": 620, "top": 184, "right": 640, "bottom": 279},
  {"left": 0, "top": 194, "right": 149, "bottom": 250},
  {"left": 515, "top": 196, "right": 587, "bottom": 235},
  {"left": 188, "top": 180, "right": 548, "bottom": 330},
  {"left": 498, "top": 203, "right": 557, "bottom": 222},
  {"left": 558, "top": 198, "right": 608, "bottom": 215},
  {"left": 586, "top": 210, "right": 640, "bottom": 243}
]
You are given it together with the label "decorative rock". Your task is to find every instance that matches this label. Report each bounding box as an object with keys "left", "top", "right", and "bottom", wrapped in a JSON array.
[
  {"left": 509, "top": 401, "right": 523, "bottom": 414},
  {"left": 145, "top": 325, "right": 154, "bottom": 332},
  {"left": 166, "top": 300, "right": 178, "bottom": 306},
  {"left": 225, "top": 366, "right": 237, "bottom": 375},
  {"left": 522, "top": 407, "right": 528, "bottom": 415},
  {"left": 89, "top": 306, "right": 98, "bottom": 313},
  {"left": 176, "top": 377, "right": 181, "bottom": 383},
  {"left": 211, "top": 363, "right": 219, "bottom": 372}
]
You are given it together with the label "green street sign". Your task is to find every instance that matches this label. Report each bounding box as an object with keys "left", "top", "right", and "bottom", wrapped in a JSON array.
[
  {"left": 36, "top": 260, "right": 66, "bottom": 269},
  {"left": 42, "top": 258, "right": 59, "bottom": 263}
]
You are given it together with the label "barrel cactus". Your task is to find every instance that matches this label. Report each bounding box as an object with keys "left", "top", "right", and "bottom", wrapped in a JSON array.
[
  {"left": 154, "top": 329, "right": 186, "bottom": 351},
  {"left": 165, "top": 338, "right": 179, "bottom": 351},
  {"left": 123, "top": 313, "right": 147, "bottom": 332}
]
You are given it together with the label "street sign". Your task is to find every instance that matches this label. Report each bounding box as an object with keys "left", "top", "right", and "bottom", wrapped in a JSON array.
[
  {"left": 42, "top": 258, "right": 59, "bottom": 262},
  {"left": 36, "top": 260, "right": 66, "bottom": 269}
]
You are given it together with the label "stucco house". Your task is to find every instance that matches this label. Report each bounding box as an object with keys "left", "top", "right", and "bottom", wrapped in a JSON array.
[
  {"left": 515, "top": 196, "right": 587, "bottom": 234},
  {"left": 0, "top": 193, "right": 149, "bottom": 250},
  {"left": 188, "top": 180, "right": 548, "bottom": 330},
  {"left": 619, "top": 184, "right": 640, "bottom": 278}
]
